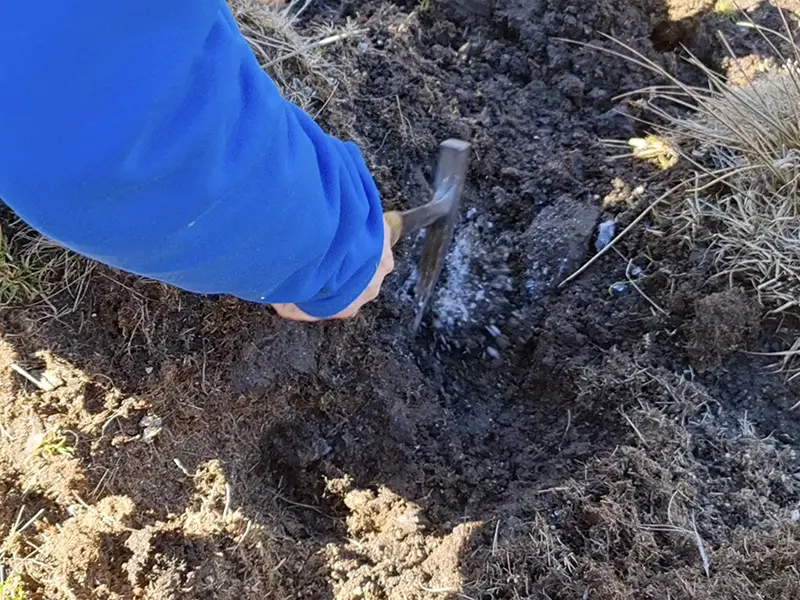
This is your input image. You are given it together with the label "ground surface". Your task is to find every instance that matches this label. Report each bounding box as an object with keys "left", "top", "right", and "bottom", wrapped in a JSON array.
[{"left": 1, "top": 1, "right": 800, "bottom": 599}]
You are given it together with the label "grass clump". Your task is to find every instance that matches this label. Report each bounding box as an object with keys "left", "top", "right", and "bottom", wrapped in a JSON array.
[
  {"left": 0, "top": 573, "right": 26, "bottom": 600},
  {"left": 0, "top": 225, "right": 64, "bottom": 306},
  {"left": 32, "top": 431, "right": 75, "bottom": 458},
  {"left": 0, "top": 222, "right": 91, "bottom": 316},
  {"left": 599, "top": 11, "right": 800, "bottom": 376}
]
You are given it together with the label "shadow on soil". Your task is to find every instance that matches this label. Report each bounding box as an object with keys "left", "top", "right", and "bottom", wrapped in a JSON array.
[{"left": 1, "top": 0, "right": 800, "bottom": 598}]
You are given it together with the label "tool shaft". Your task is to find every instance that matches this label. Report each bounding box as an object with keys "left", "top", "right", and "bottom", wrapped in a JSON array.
[
  {"left": 413, "top": 139, "right": 470, "bottom": 329},
  {"left": 382, "top": 138, "right": 471, "bottom": 330}
]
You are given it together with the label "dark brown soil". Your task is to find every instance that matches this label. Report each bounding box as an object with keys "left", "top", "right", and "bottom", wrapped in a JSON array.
[
  {"left": 687, "top": 287, "right": 762, "bottom": 372},
  {"left": 1, "top": 1, "right": 799, "bottom": 599}
]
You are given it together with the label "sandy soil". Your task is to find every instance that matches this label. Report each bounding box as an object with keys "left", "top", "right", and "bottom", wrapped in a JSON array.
[{"left": 1, "top": 0, "right": 799, "bottom": 599}]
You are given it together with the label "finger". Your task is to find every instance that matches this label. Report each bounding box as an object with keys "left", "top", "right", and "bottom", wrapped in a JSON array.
[
  {"left": 380, "top": 249, "right": 394, "bottom": 269},
  {"left": 366, "top": 270, "right": 386, "bottom": 299},
  {"left": 364, "top": 284, "right": 380, "bottom": 302},
  {"left": 271, "top": 303, "right": 319, "bottom": 322},
  {"left": 333, "top": 306, "right": 359, "bottom": 320}
]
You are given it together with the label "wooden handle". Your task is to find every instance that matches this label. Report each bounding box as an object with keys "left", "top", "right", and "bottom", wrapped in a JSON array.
[{"left": 384, "top": 211, "right": 404, "bottom": 248}]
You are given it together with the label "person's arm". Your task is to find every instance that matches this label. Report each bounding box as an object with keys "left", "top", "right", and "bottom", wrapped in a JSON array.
[{"left": 0, "top": 0, "right": 386, "bottom": 318}]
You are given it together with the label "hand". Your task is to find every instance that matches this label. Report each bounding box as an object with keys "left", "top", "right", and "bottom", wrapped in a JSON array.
[{"left": 272, "top": 218, "right": 395, "bottom": 321}]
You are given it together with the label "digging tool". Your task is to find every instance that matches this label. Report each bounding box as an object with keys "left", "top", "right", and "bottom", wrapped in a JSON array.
[{"left": 384, "top": 138, "right": 471, "bottom": 330}]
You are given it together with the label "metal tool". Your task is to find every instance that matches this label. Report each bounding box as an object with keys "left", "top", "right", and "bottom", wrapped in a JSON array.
[{"left": 384, "top": 138, "right": 471, "bottom": 330}]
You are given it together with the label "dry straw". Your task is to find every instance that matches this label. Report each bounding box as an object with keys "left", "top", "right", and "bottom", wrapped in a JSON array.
[{"left": 229, "top": 0, "right": 364, "bottom": 115}]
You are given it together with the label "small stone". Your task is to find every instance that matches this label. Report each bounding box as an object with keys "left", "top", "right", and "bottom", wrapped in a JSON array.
[
  {"left": 139, "top": 414, "right": 163, "bottom": 443},
  {"left": 610, "top": 282, "right": 629, "bottom": 295},
  {"left": 145, "top": 366, "right": 154, "bottom": 375},
  {"left": 595, "top": 219, "right": 616, "bottom": 252},
  {"left": 588, "top": 87, "right": 609, "bottom": 101},
  {"left": 141, "top": 426, "right": 162, "bottom": 443},
  {"left": 139, "top": 415, "right": 162, "bottom": 429},
  {"left": 486, "top": 347, "right": 501, "bottom": 359},
  {"left": 357, "top": 41, "right": 369, "bottom": 55},
  {"left": 40, "top": 371, "right": 65, "bottom": 391}
]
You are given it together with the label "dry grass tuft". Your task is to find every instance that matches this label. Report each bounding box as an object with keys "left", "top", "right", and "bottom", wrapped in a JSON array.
[
  {"left": 596, "top": 12, "right": 800, "bottom": 377},
  {"left": 0, "top": 224, "right": 92, "bottom": 317},
  {"left": 229, "top": 0, "right": 364, "bottom": 115}
]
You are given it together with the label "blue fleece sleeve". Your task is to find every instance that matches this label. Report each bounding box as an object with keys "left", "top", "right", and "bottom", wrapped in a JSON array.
[{"left": 0, "top": 0, "right": 384, "bottom": 318}]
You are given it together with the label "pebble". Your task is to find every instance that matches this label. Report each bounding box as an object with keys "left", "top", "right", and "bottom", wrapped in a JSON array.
[
  {"left": 139, "top": 415, "right": 162, "bottom": 429},
  {"left": 139, "top": 414, "right": 163, "bottom": 443},
  {"left": 610, "top": 282, "right": 629, "bottom": 295},
  {"left": 595, "top": 219, "right": 616, "bottom": 252},
  {"left": 486, "top": 347, "right": 501, "bottom": 360}
]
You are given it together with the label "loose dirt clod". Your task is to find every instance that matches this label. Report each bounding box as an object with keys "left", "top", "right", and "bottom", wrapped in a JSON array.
[{"left": 687, "top": 287, "right": 761, "bottom": 371}]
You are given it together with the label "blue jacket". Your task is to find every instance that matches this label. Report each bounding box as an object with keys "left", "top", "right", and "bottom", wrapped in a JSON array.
[{"left": 0, "top": 0, "right": 384, "bottom": 317}]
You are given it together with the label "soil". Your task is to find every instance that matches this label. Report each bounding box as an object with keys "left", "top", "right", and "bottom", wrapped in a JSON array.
[{"left": 2, "top": 0, "right": 800, "bottom": 599}]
